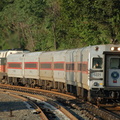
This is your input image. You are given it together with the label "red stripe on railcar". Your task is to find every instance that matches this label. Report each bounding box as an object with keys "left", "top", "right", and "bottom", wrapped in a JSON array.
[
  {"left": 40, "top": 68, "right": 53, "bottom": 70},
  {"left": 54, "top": 69, "right": 64, "bottom": 71},
  {"left": 54, "top": 61, "right": 65, "bottom": 63}
]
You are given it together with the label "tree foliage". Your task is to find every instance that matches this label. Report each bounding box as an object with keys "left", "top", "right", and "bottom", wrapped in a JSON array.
[{"left": 0, "top": 0, "right": 120, "bottom": 51}]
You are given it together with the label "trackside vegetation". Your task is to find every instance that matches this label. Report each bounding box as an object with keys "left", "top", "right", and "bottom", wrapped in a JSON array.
[{"left": 0, "top": 0, "right": 120, "bottom": 51}]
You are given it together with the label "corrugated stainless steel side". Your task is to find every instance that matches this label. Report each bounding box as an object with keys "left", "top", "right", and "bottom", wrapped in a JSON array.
[
  {"left": 53, "top": 50, "right": 67, "bottom": 83},
  {"left": 76, "top": 47, "right": 89, "bottom": 89},
  {"left": 7, "top": 53, "right": 25, "bottom": 78},
  {"left": 24, "top": 52, "right": 42, "bottom": 79},
  {"left": 39, "top": 51, "right": 54, "bottom": 81},
  {"left": 65, "top": 49, "right": 78, "bottom": 86}
]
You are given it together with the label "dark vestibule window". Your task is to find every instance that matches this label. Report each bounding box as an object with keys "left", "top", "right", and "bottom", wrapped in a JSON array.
[
  {"left": 40, "top": 63, "right": 51, "bottom": 68},
  {"left": 66, "top": 63, "right": 74, "bottom": 70},
  {"left": 78, "top": 63, "right": 87, "bottom": 71}
]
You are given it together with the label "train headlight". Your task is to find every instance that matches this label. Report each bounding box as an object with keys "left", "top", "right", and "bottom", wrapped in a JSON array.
[
  {"left": 111, "top": 47, "right": 114, "bottom": 51},
  {"left": 118, "top": 47, "right": 120, "bottom": 51},
  {"left": 110, "top": 47, "right": 120, "bottom": 51}
]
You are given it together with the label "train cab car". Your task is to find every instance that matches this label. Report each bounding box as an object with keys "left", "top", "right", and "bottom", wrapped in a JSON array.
[
  {"left": 103, "top": 45, "right": 120, "bottom": 99},
  {"left": 87, "top": 44, "right": 120, "bottom": 101}
]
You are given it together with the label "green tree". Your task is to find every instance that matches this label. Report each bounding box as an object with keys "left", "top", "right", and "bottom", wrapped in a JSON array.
[
  {"left": 0, "top": 0, "right": 47, "bottom": 51},
  {"left": 0, "top": 0, "right": 120, "bottom": 51},
  {"left": 60, "top": 0, "right": 120, "bottom": 48}
]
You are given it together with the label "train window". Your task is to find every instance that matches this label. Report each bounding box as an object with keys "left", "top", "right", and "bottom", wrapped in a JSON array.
[
  {"left": 8, "top": 63, "right": 21, "bottom": 68},
  {"left": 54, "top": 63, "right": 64, "bottom": 69},
  {"left": 93, "top": 58, "right": 102, "bottom": 69},
  {"left": 110, "top": 58, "right": 120, "bottom": 69},
  {"left": 25, "top": 63, "right": 37, "bottom": 69}
]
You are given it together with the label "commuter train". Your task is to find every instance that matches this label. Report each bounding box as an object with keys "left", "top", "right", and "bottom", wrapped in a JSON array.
[{"left": 0, "top": 44, "right": 120, "bottom": 102}]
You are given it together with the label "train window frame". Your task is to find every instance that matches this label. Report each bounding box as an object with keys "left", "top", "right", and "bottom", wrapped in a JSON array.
[
  {"left": 110, "top": 57, "right": 120, "bottom": 69},
  {"left": 92, "top": 58, "right": 102, "bottom": 69}
]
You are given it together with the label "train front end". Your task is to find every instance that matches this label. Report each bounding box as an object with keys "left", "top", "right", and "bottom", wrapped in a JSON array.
[
  {"left": 103, "top": 46, "right": 120, "bottom": 99},
  {"left": 89, "top": 44, "right": 120, "bottom": 102}
]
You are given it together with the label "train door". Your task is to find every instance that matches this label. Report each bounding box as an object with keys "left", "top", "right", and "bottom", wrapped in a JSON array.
[{"left": 105, "top": 53, "right": 120, "bottom": 87}]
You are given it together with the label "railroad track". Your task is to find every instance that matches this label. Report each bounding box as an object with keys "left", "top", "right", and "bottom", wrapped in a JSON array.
[
  {"left": 0, "top": 84, "right": 120, "bottom": 120},
  {"left": 0, "top": 90, "right": 48, "bottom": 120},
  {"left": 0, "top": 84, "right": 78, "bottom": 120}
]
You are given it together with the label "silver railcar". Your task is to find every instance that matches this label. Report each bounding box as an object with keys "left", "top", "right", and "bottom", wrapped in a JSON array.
[{"left": 5, "top": 44, "right": 120, "bottom": 101}]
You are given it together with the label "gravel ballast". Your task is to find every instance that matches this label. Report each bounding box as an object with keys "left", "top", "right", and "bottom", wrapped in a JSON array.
[{"left": 0, "top": 92, "right": 41, "bottom": 120}]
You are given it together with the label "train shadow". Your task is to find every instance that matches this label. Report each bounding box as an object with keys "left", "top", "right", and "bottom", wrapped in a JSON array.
[{"left": 0, "top": 101, "right": 33, "bottom": 112}]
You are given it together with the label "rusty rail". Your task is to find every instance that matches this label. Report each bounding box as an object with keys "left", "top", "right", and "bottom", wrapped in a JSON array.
[
  {"left": 1, "top": 84, "right": 120, "bottom": 120},
  {"left": 0, "top": 84, "right": 78, "bottom": 120},
  {"left": 0, "top": 90, "right": 48, "bottom": 120}
]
